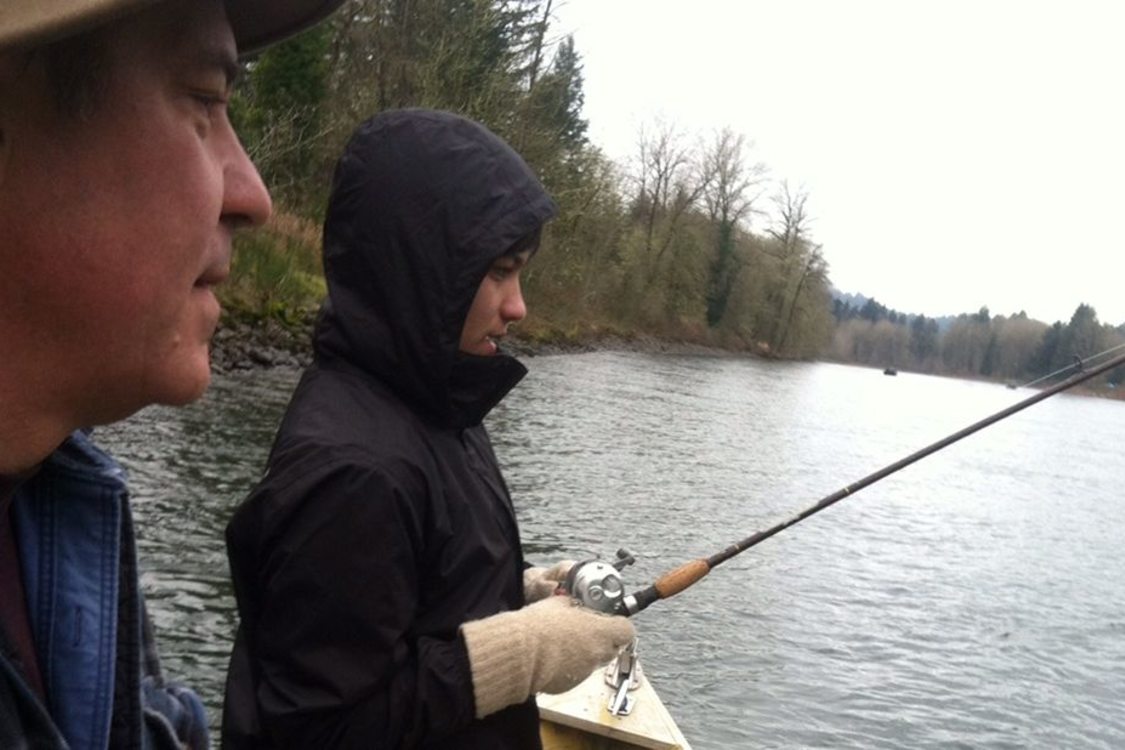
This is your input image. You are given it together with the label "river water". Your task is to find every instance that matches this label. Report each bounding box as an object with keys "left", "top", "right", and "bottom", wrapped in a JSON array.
[{"left": 98, "top": 353, "right": 1125, "bottom": 749}]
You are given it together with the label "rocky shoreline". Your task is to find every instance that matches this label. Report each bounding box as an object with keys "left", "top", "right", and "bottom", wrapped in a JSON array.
[
  {"left": 210, "top": 315, "right": 757, "bottom": 373},
  {"left": 209, "top": 316, "right": 1124, "bottom": 403},
  {"left": 210, "top": 315, "right": 316, "bottom": 373}
]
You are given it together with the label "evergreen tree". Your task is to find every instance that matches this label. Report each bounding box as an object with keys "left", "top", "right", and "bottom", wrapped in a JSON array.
[
  {"left": 233, "top": 24, "right": 332, "bottom": 207},
  {"left": 529, "top": 36, "right": 587, "bottom": 152},
  {"left": 1030, "top": 322, "right": 1064, "bottom": 376},
  {"left": 859, "top": 298, "right": 887, "bottom": 323},
  {"left": 908, "top": 315, "right": 938, "bottom": 364}
]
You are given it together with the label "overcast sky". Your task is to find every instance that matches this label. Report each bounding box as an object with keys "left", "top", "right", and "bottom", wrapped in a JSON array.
[{"left": 551, "top": 0, "right": 1125, "bottom": 326}]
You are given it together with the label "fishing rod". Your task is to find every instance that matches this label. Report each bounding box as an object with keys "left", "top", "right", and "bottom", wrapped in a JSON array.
[{"left": 565, "top": 348, "right": 1125, "bottom": 618}]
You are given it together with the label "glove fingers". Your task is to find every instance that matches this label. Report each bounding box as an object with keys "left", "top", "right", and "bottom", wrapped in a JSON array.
[
  {"left": 523, "top": 560, "right": 576, "bottom": 602},
  {"left": 523, "top": 566, "right": 547, "bottom": 602},
  {"left": 524, "top": 578, "right": 560, "bottom": 603},
  {"left": 534, "top": 599, "right": 636, "bottom": 695},
  {"left": 462, "top": 596, "right": 638, "bottom": 716},
  {"left": 543, "top": 559, "right": 577, "bottom": 582}
]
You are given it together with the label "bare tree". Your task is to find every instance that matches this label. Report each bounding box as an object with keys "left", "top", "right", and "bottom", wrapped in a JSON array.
[
  {"left": 631, "top": 120, "right": 710, "bottom": 262},
  {"left": 701, "top": 129, "right": 765, "bottom": 227},
  {"left": 768, "top": 181, "right": 811, "bottom": 252},
  {"left": 701, "top": 129, "right": 766, "bottom": 327},
  {"left": 767, "top": 182, "right": 821, "bottom": 352}
]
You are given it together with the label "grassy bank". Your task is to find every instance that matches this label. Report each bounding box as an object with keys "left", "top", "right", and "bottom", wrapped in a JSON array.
[
  {"left": 220, "top": 212, "right": 774, "bottom": 359},
  {"left": 221, "top": 213, "right": 325, "bottom": 325}
]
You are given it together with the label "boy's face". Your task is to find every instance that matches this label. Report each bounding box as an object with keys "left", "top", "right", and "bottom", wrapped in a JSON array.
[
  {"left": 0, "top": 0, "right": 272, "bottom": 425},
  {"left": 459, "top": 250, "right": 532, "bottom": 356}
]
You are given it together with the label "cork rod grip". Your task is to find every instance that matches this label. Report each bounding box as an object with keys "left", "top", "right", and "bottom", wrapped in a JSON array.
[{"left": 653, "top": 559, "right": 711, "bottom": 599}]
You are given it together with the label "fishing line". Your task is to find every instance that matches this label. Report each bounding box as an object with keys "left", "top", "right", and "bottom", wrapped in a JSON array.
[
  {"left": 1017, "top": 341, "right": 1125, "bottom": 390},
  {"left": 617, "top": 348, "right": 1125, "bottom": 616}
]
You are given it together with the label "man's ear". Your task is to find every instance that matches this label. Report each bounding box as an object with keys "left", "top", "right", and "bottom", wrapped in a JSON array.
[
  {"left": 0, "top": 133, "right": 9, "bottom": 193},
  {"left": 0, "top": 56, "right": 12, "bottom": 187},
  {"left": 0, "top": 59, "right": 10, "bottom": 186}
]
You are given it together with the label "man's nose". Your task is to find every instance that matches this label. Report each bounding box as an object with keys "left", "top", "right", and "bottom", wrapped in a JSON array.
[{"left": 222, "top": 138, "right": 272, "bottom": 229}]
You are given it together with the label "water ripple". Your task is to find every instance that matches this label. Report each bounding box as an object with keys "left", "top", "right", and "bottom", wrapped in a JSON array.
[{"left": 97, "top": 356, "right": 1125, "bottom": 748}]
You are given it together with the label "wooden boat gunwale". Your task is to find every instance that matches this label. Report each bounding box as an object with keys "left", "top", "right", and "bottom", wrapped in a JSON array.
[{"left": 537, "top": 661, "right": 692, "bottom": 750}]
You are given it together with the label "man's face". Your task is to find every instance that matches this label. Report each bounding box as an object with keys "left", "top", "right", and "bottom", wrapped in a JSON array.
[
  {"left": 459, "top": 251, "right": 532, "bottom": 356},
  {"left": 0, "top": 0, "right": 271, "bottom": 425}
]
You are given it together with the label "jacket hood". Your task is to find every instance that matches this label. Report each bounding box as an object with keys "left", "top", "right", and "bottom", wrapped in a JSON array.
[{"left": 314, "top": 109, "right": 557, "bottom": 429}]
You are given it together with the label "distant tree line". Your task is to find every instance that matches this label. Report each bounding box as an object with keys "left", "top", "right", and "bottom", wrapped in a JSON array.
[{"left": 829, "top": 300, "right": 1125, "bottom": 386}]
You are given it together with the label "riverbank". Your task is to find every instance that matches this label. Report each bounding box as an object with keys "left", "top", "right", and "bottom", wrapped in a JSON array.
[
  {"left": 210, "top": 313, "right": 316, "bottom": 372},
  {"left": 209, "top": 314, "right": 763, "bottom": 373},
  {"left": 210, "top": 315, "right": 1125, "bottom": 401}
]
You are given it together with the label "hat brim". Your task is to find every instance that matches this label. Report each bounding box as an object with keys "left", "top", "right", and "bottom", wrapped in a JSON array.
[
  {"left": 0, "top": 0, "right": 344, "bottom": 55},
  {"left": 1, "top": 0, "right": 154, "bottom": 50},
  {"left": 227, "top": 0, "right": 345, "bottom": 56}
]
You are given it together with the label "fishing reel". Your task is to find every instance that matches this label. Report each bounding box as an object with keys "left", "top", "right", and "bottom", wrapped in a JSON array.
[
  {"left": 563, "top": 548, "right": 641, "bottom": 616},
  {"left": 563, "top": 549, "right": 647, "bottom": 715}
]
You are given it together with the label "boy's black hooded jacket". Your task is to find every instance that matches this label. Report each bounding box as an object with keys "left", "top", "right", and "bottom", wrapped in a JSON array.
[{"left": 222, "top": 109, "right": 557, "bottom": 749}]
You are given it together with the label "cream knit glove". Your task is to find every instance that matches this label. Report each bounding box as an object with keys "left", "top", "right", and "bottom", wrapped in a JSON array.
[
  {"left": 460, "top": 596, "right": 636, "bottom": 718},
  {"left": 522, "top": 559, "right": 576, "bottom": 603}
]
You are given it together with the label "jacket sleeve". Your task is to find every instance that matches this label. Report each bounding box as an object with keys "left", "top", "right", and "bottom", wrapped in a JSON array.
[
  {"left": 228, "top": 452, "right": 478, "bottom": 748},
  {"left": 139, "top": 604, "right": 210, "bottom": 750},
  {"left": 142, "top": 677, "right": 210, "bottom": 750}
]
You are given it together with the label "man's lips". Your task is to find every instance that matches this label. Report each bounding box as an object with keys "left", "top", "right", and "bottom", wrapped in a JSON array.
[{"left": 195, "top": 264, "right": 230, "bottom": 288}]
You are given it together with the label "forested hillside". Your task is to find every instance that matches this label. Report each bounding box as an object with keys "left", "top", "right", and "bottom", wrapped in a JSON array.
[
  {"left": 220, "top": 0, "right": 1121, "bottom": 388},
  {"left": 222, "top": 0, "right": 832, "bottom": 358}
]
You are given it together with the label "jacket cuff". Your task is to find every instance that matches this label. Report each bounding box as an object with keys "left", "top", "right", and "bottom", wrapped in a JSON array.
[
  {"left": 459, "top": 614, "right": 531, "bottom": 719},
  {"left": 141, "top": 677, "right": 209, "bottom": 750}
]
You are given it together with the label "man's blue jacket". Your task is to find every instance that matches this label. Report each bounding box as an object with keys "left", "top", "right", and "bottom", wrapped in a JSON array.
[{"left": 1, "top": 430, "right": 208, "bottom": 749}]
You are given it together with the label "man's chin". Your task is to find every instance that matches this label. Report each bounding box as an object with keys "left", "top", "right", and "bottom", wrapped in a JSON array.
[{"left": 154, "top": 356, "right": 214, "bottom": 407}]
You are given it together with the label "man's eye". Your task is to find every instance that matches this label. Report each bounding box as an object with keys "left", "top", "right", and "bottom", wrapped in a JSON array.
[
  {"left": 191, "top": 91, "right": 228, "bottom": 114},
  {"left": 490, "top": 265, "right": 515, "bottom": 280}
]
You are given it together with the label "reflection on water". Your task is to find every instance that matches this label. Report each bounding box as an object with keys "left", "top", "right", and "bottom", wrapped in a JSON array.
[
  {"left": 99, "top": 355, "right": 1125, "bottom": 748},
  {"left": 99, "top": 369, "right": 298, "bottom": 724}
]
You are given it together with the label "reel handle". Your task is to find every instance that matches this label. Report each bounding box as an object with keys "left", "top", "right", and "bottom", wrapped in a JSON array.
[{"left": 564, "top": 551, "right": 637, "bottom": 615}]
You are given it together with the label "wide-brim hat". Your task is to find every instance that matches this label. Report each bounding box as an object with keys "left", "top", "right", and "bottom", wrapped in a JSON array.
[{"left": 1, "top": 0, "right": 346, "bottom": 55}]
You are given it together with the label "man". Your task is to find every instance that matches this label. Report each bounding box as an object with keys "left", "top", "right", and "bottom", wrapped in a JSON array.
[
  {"left": 222, "top": 109, "right": 635, "bottom": 748},
  {"left": 0, "top": 1, "right": 343, "bottom": 747}
]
